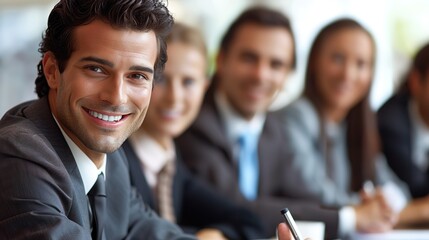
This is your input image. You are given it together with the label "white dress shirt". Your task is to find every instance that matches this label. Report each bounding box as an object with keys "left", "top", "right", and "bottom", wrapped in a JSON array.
[
  {"left": 53, "top": 116, "right": 106, "bottom": 194},
  {"left": 214, "top": 91, "right": 265, "bottom": 160},
  {"left": 409, "top": 99, "right": 429, "bottom": 171}
]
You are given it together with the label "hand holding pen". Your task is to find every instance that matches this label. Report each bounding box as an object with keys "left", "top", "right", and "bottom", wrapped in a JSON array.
[{"left": 277, "top": 223, "right": 312, "bottom": 240}]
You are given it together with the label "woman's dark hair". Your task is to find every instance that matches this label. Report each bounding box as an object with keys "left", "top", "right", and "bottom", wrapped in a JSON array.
[
  {"left": 303, "top": 18, "right": 378, "bottom": 191},
  {"left": 35, "top": 0, "right": 174, "bottom": 97},
  {"left": 398, "top": 42, "right": 429, "bottom": 93},
  {"left": 219, "top": 5, "right": 296, "bottom": 70}
]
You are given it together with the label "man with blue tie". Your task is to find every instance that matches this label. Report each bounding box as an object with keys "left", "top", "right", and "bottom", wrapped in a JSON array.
[{"left": 176, "top": 6, "right": 342, "bottom": 239}]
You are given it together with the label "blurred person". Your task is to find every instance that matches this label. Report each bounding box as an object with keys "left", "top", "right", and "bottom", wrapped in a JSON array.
[
  {"left": 275, "top": 17, "right": 429, "bottom": 236},
  {"left": 177, "top": 6, "right": 349, "bottom": 239},
  {"left": 378, "top": 42, "right": 429, "bottom": 227},
  {"left": 378, "top": 42, "right": 429, "bottom": 199},
  {"left": 122, "top": 22, "right": 264, "bottom": 240},
  {"left": 0, "top": 0, "right": 196, "bottom": 239}
]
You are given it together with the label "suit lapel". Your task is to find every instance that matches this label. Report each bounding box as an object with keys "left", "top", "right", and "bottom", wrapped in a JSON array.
[
  {"left": 257, "top": 113, "right": 286, "bottom": 194},
  {"left": 24, "top": 97, "right": 91, "bottom": 231},
  {"left": 172, "top": 153, "right": 186, "bottom": 219},
  {"left": 122, "top": 140, "right": 156, "bottom": 209},
  {"left": 195, "top": 91, "right": 234, "bottom": 162},
  {"left": 105, "top": 148, "right": 132, "bottom": 238}
]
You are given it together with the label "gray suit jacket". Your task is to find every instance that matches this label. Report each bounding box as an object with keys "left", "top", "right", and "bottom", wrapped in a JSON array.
[
  {"left": 176, "top": 89, "right": 340, "bottom": 239},
  {"left": 275, "top": 97, "right": 409, "bottom": 207},
  {"left": 0, "top": 97, "right": 194, "bottom": 240}
]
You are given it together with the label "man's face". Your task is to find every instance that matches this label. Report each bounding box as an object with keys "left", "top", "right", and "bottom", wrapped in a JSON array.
[
  {"left": 44, "top": 19, "right": 158, "bottom": 161},
  {"left": 216, "top": 23, "right": 294, "bottom": 120}
]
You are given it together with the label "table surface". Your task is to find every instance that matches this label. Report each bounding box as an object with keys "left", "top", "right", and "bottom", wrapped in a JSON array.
[{"left": 349, "top": 229, "right": 429, "bottom": 240}]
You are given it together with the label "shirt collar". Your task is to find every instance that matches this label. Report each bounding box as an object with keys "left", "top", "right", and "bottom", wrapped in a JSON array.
[
  {"left": 53, "top": 115, "right": 106, "bottom": 194},
  {"left": 409, "top": 100, "right": 429, "bottom": 170},
  {"left": 214, "top": 91, "right": 265, "bottom": 143},
  {"left": 129, "top": 130, "right": 175, "bottom": 188},
  {"left": 410, "top": 99, "right": 429, "bottom": 146}
]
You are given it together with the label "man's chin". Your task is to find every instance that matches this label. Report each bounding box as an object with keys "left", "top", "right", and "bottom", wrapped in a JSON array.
[{"left": 90, "top": 140, "right": 124, "bottom": 154}]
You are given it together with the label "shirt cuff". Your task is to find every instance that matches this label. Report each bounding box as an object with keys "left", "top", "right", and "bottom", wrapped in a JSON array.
[{"left": 338, "top": 206, "right": 356, "bottom": 236}]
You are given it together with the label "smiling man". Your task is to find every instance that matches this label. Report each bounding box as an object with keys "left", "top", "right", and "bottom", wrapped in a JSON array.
[
  {"left": 176, "top": 6, "right": 341, "bottom": 239},
  {"left": 0, "top": 0, "right": 196, "bottom": 239}
]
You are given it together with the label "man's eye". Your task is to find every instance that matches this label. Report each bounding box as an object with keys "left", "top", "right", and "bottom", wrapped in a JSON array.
[
  {"left": 86, "top": 66, "right": 103, "bottom": 73},
  {"left": 130, "top": 73, "right": 148, "bottom": 80},
  {"left": 183, "top": 77, "right": 195, "bottom": 86}
]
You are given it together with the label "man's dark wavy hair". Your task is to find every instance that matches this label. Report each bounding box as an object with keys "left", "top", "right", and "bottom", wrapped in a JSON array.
[
  {"left": 35, "top": 0, "right": 174, "bottom": 98},
  {"left": 219, "top": 5, "right": 296, "bottom": 70}
]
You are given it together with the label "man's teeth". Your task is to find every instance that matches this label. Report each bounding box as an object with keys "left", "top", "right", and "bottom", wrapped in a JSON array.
[{"left": 89, "top": 110, "right": 122, "bottom": 122}]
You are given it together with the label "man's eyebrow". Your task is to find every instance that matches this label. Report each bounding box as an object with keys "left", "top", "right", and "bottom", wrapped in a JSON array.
[
  {"left": 79, "top": 56, "right": 114, "bottom": 68},
  {"left": 79, "top": 56, "right": 154, "bottom": 74},
  {"left": 130, "top": 65, "right": 154, "bottom": 74}
]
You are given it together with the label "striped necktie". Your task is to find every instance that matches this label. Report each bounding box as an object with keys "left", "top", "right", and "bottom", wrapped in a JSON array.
[{"left": 157, "top": 160, "right": 176, "bottom": 222}]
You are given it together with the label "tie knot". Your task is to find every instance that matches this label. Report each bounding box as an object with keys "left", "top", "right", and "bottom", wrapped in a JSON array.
[
  {"left": 238, "top": 132, "right": 257, "bottom": 147},
  {"left": 88, "top": 173, "right": 106, "bottom": 198}
]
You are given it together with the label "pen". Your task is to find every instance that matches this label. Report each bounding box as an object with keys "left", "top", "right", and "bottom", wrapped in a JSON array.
[{"left": 281, "top": 208, "right": 303, "bottom": 240}]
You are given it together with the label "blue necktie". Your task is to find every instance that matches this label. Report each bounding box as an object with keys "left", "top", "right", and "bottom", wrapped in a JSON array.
[{"left": 238, "top": 132, "right": 259, "bottom": 200}]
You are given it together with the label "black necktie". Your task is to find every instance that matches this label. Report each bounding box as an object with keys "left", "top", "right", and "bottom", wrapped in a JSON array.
[{"left": 88, "top": 173, "right": 106, "bottom": 240}]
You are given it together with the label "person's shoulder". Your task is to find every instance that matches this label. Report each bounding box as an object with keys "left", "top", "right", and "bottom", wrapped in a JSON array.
[
  {"left": 378, "top": 92, "right": 409, "bottom": 117},
  {"left": 274, "top": 97, "right": 319, "bottom": 128},
  {"left": 0, "top": 99, "right": 57, "bottom": 159},
  {"left": 1, "top": 99, "right": 36, "bottom": 119},
  {"left": 0, "top": 99, "right": 39, "bottom": 134},
  {"left": 275, "top": 97, "right": 315, "bottom": 118}
]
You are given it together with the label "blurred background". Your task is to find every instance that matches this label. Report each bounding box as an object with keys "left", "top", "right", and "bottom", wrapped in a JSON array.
[{"left": 1, "top": 0, "right": 429, "bottom": 116}]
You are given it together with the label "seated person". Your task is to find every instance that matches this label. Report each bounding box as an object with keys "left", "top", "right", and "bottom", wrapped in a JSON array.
[
  {"left": 122, "top": 22, "right": 264, "bottom": 240},
  {"left": 378, "top": 42, "right": 429, "bottom": 199},
  {"left": 177, "top": 6, "right": 352, "bottom": 239},
  {"left": 276, "top": 17, "right": 429, "bottom": 232}
]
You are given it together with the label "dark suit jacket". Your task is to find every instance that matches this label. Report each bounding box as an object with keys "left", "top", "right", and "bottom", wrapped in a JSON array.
[
  {"left": 122, "top": 140, "right": 264, "bottom": 240},
  {"left": 176, "top": 90, "right": 340, "bottom": 239},
  {"left": 0, "top": 97, "right": 194, "bottom": 239},
  {"left": 378, "top": 92, "right": 429, "bottom": 198}
]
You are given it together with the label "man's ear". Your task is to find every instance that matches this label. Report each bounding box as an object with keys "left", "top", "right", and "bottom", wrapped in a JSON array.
[
  {"left": 409, "top": 69, "right": 422, "bottom": 98},
  {"left": 42, "top": 52, "right": 60, "bottom": 89}
]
